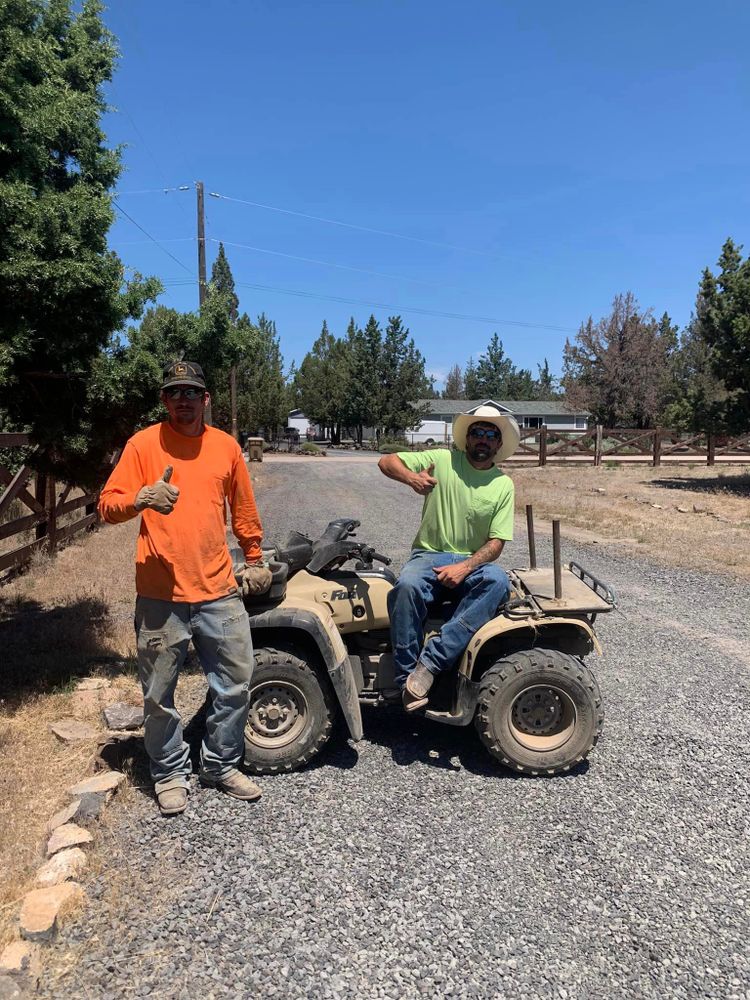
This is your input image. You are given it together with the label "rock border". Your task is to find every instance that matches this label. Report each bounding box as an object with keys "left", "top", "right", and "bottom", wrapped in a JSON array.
[{"left": 1, "top": 676, "right": 139, "bottom": 995}]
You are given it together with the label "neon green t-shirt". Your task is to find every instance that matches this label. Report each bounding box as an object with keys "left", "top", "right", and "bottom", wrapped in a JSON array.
[{"left": 397, "top": 448, "right": 515, "bottom": 555}]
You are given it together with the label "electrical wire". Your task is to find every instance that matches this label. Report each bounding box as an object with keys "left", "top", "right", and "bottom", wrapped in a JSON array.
[
  {"left": 112, "top": 201, "right": 195, "bottom": 275},
  {"left": 209, "top": 238, "right": 447, "bottom": 288},
  {"left": 208, "top": 191, "right": 526, "bottom": 262},
  {"left": 113, "top": 186, "right": 191, "bottom": 196},
  {"left": 228, "top": 280, "right": 575, "bottom": 332}
]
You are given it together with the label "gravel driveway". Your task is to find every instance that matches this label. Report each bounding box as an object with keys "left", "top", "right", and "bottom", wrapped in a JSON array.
[{"left": 41, "top": 455, "right": 750, "bottom": 999}]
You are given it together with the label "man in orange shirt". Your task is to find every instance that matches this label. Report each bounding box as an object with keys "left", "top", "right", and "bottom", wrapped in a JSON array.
[{"left": 99, "top": 361, "right": 272, "bottom": 816}]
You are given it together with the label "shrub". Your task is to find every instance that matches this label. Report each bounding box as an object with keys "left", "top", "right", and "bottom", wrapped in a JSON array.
[{"left": 300, "top": 442, "right": 324, "bottom": 456}]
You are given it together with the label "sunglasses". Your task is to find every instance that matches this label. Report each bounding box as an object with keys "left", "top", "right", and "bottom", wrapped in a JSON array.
[
  {"left": 468, "top": 427, "right": 500, "bottom": 441},
  {"left": 164, "top": 387, "right": 204, "bottom": 400}
]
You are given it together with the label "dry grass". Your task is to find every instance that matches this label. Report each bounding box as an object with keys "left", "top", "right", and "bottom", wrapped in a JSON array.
[
  {"left": 512, "top": 463, "right": 750, "bottom": 579},
  {"left": 0, "top": 519, "right": 144, "bottom": 948}
]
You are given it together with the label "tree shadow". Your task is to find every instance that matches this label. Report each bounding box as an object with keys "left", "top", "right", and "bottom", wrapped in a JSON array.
[
  {"left": 647, "top": 473, "right": 750, "bottom": 498},
  {"left": 0, "top": 594, "right": 129, "bottom": 705}
]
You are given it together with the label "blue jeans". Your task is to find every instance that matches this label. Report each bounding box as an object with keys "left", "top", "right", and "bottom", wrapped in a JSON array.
[
  {"left": 134, "top": 592, "right": 254, "bottom": 791},
  {"left": 387, "top": 550, "right": 510, "bottom": 688}
]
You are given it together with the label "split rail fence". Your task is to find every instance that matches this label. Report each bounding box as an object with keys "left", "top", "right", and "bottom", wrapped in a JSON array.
[
  {"left": 0, "top": 433, "right": 102, "bottom": 577},
  {"left": 506, "top": 426, "right": 750, "bottom": 467}
]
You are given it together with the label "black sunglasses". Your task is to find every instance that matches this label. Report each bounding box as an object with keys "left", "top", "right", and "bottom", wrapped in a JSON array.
[
  {"left": 468, "top": 427, "right": 500, "bottom": 441},
  {"left": 164, "top": 387, "right": 204, "bottom": 400}
]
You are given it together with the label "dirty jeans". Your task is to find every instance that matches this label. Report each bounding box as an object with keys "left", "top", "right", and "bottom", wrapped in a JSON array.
[
  {"left": 387, "top": 550, "right": 510, "bottom": 689},
  {"left": 135, "top": 592, "right": 254, "bottom": 792}
]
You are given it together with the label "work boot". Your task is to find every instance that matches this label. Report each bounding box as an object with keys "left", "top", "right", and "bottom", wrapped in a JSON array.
[
  {"left": 202, "top": 769, "right": 262, "bottom": 801},
  {"left": 157, "top": 786, "right": 187, "bottom": 816},
  {"left": 403, "top": 662, "right": 434, "bottom": 713}
]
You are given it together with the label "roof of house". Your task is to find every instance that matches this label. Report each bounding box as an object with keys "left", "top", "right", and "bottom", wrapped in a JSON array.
[{"left": 417, "top": 399, "right": 589, "bottom": 416}]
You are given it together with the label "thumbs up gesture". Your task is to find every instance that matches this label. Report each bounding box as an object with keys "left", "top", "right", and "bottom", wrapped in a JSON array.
[
  {"left": 410, "top": 463, "right": 438, "bottom": 496},
  {"left": 134, "top": 465, "right": 180, "bottom": 515}
]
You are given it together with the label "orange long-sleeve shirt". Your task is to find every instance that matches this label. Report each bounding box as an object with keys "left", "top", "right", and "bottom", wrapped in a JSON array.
[{"left": 99, "top": 422, "right": 263, "bottom": 603}]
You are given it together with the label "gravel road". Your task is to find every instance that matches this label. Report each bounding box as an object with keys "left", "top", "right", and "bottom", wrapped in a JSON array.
[{"left": 41, "top": 455, "right": 750, "bottom": 999}]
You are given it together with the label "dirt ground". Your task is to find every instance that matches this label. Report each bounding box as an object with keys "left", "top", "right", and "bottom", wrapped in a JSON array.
[
  {"left": 1, "top": 460, "right": 748, "bottom": 948},
  {"left": 512, "top": 463, "right": 750, "bottom": 580}
]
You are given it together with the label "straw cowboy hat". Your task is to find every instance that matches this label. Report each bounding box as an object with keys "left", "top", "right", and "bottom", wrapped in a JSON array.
[{"left": 452, "top": 403, "right": 521, "bottom": 464}]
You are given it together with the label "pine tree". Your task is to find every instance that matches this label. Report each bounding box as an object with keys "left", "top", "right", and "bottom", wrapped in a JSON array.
[
  {"left": 697, "top": 238, "right": 750, "bottom": 431},
  {"left": 379, "top": 316, "right": 431, "bottom": 437},
  {"left": 474, "top": 334, "right": 515, "bottom": 399},
  {"left": 463, "top": 358, "right": 480, "bottom": 399},
  {"left": 0, "top": 0, "right": 159, "bottom": 483},
  {"left": 443, "top": 364, "right": 464, "bottom": 399}
]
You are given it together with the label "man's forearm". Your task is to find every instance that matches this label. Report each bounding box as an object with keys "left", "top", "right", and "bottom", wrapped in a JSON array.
[
  {"left": 378, "top": 453, "right": 413, "bottom": 485},
  {"left": 464, "top": 538, "right": 505, "bottom": 571}
]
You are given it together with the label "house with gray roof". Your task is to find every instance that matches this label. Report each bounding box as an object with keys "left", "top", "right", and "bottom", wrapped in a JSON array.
[{"left": 406, "top": 399, "right": 590, "bottom": 444}]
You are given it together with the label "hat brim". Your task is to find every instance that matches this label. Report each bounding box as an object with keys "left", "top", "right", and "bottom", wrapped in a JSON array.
[
  {"left": 162, "top": 377, "right": 206, "bottom": 391},
  {"left": 452, "top": 412, "right": 520, "bottom": 463}
]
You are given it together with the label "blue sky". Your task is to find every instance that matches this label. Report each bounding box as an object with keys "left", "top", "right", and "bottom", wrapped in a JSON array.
[{"left": 104, "top": 0, "right": 750, "bottom": 388}]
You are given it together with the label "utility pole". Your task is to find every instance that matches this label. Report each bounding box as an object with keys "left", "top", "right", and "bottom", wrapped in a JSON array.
[
  {"left": 196, "top": 181, "right": 211, "bottom": 424},
  {"left": 196, "top": 180, "right": 207, "bottom": 307}
]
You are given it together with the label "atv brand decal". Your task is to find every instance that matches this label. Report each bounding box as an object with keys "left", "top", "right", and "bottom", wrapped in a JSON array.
[{"left": 330, "top": 588, "right": 354, "bottom": 601}]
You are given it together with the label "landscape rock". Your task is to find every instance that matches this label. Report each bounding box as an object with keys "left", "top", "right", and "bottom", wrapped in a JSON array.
[
  {"left": 676, "top": 506, "right": 689, "bottom": 513},
  {"left": 651, "top": 503, "right": 663, "bottom": 509},
  {"left": 593, "top": 487, "right": 606, "bottom": 493},
  {"left": 44, "top": 800, "right": 81, "bottom": 835},
  {"left": 0, "top": 975, "right": 23, "bottom": 999},
  {"left": 0, "top": 941, "right": 34, "bottom": 974},
  {"left": 75, "top": 678, "right": 110, "bottom": 692},
  {"left": 18, "top": 883, "right": 84, "bottom": 942},
  {"left": 102, "top": 702, "right": 143, "bottom": 731},
  {"left": 693, "top": 503, "right": 706, "bottom": 513},
  {"left": 48, "top": 719, "right": 99, "bottom": 743},
  {"left": 46, "top": 824, "right": 92, "bottom": 857},
  {"left": 68, "top": 770, "right": 125, "bottom": 797},
  {"left": 35, "top": 848, "right": 87, "bottom": 888},
  {"left": 75, "top": 792, "right": 106, "bottom": 821}
]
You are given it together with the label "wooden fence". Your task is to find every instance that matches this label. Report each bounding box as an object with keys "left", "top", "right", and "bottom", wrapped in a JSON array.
[
  {"left": 506, "top": 426, "right": 750, "bottom": 467},
  {"left": 0, "top": 433, "right": 101, "bottom": 576}
]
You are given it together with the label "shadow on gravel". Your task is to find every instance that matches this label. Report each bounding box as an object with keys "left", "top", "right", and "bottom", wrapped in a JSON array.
[
  {"left": 648, "top": 473, "right": 750, "bottom": 497},
  {"left": 359, "top": 705, "right": 591, "bottom": 779}
]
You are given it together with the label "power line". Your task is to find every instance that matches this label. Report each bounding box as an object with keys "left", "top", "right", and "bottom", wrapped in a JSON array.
[
  {"left": 208, "top": 191, "right": 524, "bottom": 263},
  {"left": 114, "top": 185, "right": 192, "bottom": 196},
  {"left": 112, "top": 201, "right": 194, "bottom": 275},
  {"left": 110, "top": 237, "right": 195, "bottom": 246},
  {"left": 209, "top": 237, "right": 447, "bottom": 289},
  {"left": 229, "top": 279, "right": 575, "bottom": 332}
]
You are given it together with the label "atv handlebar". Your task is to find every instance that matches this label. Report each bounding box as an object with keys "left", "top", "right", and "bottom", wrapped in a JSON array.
[{"left": 358, "top": 545, "right": 392, "bottom": 567}]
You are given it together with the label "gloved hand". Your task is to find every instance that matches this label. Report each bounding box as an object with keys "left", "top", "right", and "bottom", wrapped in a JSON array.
[
  {"left": 134, "top": 466, "right": 180, "bottom": 515},
  {"left": 239, "top": 561, "right": 273, "bottom": 597}
]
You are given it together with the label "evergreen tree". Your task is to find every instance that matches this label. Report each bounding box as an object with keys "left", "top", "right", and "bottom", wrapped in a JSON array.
[
  {"left": 341, "top": 316, "right": 381, "bottom": 443},
  {"left": 294, "top": 321, "right": 349, "bottom": 443},
  {"left": 379, "top": 316, "right": 431, "bottom": 437},
  {"left": 533, "top": 359, "right": 558, "bottom": 401},
  {"left": 443, "top": 363, "right": 464, "bottom": 399},
  {"left": 0, "top": 0, "right": 159, "bottom": 483},
  {"left": 463, "top": 357, "right": 480, "bottom": 399},
  {"left": 474, "top": 334, "right": 515, "bottom": 398},
  {"left": 697, "top": 238, "right": 750, "bottom": 431},
  {"left": 661, "top": 315, "right": 729, "bottom": 432}
]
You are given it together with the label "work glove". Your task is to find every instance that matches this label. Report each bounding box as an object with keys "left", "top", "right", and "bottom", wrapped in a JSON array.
[
  {"left": 239, "top": 561, "right": 273, "bottom": 597},
  {"left": 134, "top": 466, "right": 180, "bottom": 515}
]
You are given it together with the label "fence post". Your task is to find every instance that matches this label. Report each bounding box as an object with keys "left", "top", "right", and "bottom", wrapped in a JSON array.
[
  {"left": 34, "top": 472, "right": 48, "bottom": 541},
  {"left": 707, "top": 432, "right": 715, "bottom": 467},
  {"left": 594, "top": 424, "right": 603, "bottom": 466},
  {"left": 539, "top": 426, "right": 548, "bottom": 467},
  {"left": 652, "top": 428, "right": 662, "bottom": 467},
  {"left": 46, "top": 477, "right": 57, "bottom": 553}
]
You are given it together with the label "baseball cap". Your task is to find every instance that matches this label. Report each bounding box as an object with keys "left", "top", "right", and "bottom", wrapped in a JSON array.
[{"left": 161, "top": 361, "right": 206, "bottom": 390}]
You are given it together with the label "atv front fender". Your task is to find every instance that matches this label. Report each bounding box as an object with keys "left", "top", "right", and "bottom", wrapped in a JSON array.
[{"left": 247, "top": 600, "right": 363, "bottom": 741}]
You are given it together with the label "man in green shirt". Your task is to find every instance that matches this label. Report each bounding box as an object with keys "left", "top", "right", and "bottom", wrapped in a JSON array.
[{"left": 378, "top": 404, "right": 519, "bottom": 711}]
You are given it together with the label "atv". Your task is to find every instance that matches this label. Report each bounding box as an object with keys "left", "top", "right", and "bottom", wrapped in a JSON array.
[{"left": 237, "top": 508, "right": 614, "bottom": 777}]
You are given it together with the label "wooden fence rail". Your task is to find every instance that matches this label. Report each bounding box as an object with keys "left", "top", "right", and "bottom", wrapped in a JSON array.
[
  {"left": 0, "top": 433, "right": 100, "bottom": 576},
  {"left": 505, "top": 426, "right": 750, "bottom": 467}
]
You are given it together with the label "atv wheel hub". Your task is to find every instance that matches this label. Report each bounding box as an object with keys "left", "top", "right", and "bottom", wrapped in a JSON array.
[
  {"left": 247, "top": 682, "right": 307, "bottom": 749},
  {"left": 509, "top": 685, "right": 575, "bottom": 752}
]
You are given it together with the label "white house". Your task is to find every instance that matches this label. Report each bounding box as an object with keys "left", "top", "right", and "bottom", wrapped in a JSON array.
[
  {"left": 287, "top": 399, "right": 589, "bottom": 444},
  {"left": 403, "top": 399, "right": 590, "bottom": 444}
]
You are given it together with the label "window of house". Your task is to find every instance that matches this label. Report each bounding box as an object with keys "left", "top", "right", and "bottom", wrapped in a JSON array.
[
  {"left": 575, "top": 416, "right": 587, "bottom": 429},
  {"left": 523, "top": 417, "right": 542, "bottom": 428}
]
